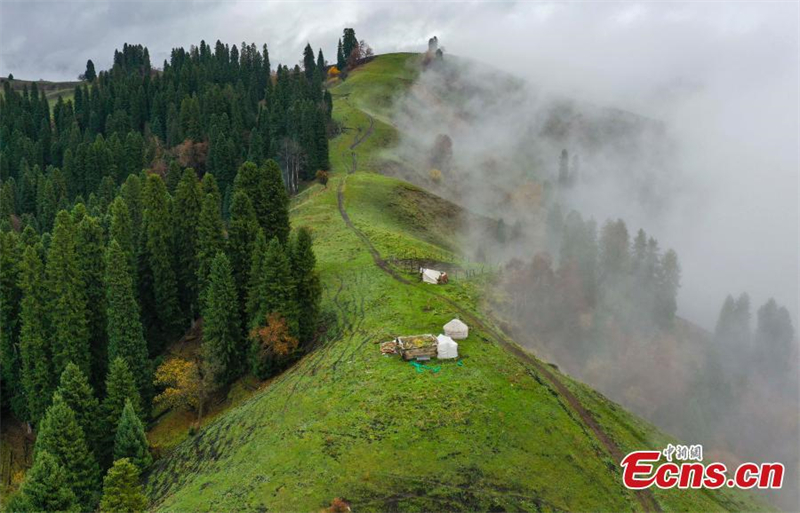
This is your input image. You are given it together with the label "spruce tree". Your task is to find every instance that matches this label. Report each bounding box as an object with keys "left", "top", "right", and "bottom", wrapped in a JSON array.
[
  {"left": 76, "top": 215, "right": 108, "bottom": 389},
  {"left": 100, "top": 458, "right": 148, "bottom": 513},
  {"left": 101, "top": 357, "right": 143, "bottom": 467},
  {"left": 290, "top": 227, "right": 321, "bottom": 344},
  {"left": 202, "top": 172, "right": 222, "bottom": 209},
  {"left": 173, "top": 168, "right": 202, "bottom": 317},
  {"left": 110, "top": 196, "right": 137, "bottom": 278},
  {"left": 106, "top": 240, "right": 152, "bottom": 401},
  {"left": 113, "top": 399, "right": 152, "bottom": 472},
  {"left": 18, "top": 244, "right": 53, "bottom": 426},
  {"left": 57, "top": 363, "right": 101, "bottom": 453},
  {"left": 202, "top": 252, "right": 242, "bottom": 385},
  {"left": 245, "top": 230, "right": 267, "bottom": 326},
  {"left": 47, "top": 210, "right": 91, "bottom": 378},
  {"left": 141, "top": 174, "right": 183, "bottom": 350},
  {"left": 84, "top": 59, "right": 97, "bottom": 82},
  {"left": 35, "top": 393, "right": 101, "bottom": 508},
  {"left": 227, "top": 190, "right": 260, "bottom": 316},
  {"left": 0, "top": 231, "right": 23, "bottom": 417},
  {"left": 336, "top": 38, "right": 345, "bottom": 70},
  {"left": 248, "top": 237, "right": 297, "bottom": 333},
  {"left": 196, "top": 192, "right": 226, "bottom": 307},
  {"left": 233, "top": 160, "right": 289, "bottom": 243},
  {"left": 303, "top": 43, "right": 316, "bottom": 81},
  {"left": 13, "top": 451, "right": 79, "bottom": 513}
]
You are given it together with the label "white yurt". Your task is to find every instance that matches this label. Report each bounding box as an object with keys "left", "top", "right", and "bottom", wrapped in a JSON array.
[
  {"left": 443, "top": 318, "right": 469, "bottom": 340},
  {"left": 436, "top": 334, "right": 458, "bottom": 359},
  {"left": 420, "top": 268, "right": 444, "bottom": 284}
]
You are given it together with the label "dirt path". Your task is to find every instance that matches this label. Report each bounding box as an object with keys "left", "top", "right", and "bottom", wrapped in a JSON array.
[
  {"left": 335, "top": 170, "right": 661, "bottom": 513},
  {"left": 345, "top": 111, "right": 374, "bottom": 173}
]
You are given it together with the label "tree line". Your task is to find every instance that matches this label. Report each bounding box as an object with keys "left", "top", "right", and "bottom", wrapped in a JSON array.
[
  {"left": 0, "top": 36, "right": 332, "bottom": 225},
  {"left": 0, "top": 35, "right": 337, "bottom": 511}
]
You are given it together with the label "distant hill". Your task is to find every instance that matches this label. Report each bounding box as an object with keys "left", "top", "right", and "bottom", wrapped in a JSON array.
[{"left": 0, "top": 77, "right": 82, "bottom": 106}]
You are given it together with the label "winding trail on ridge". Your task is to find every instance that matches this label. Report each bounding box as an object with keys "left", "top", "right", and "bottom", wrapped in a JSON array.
[{"left": 334, "top": 114, "right": 662, "bottom": 513}]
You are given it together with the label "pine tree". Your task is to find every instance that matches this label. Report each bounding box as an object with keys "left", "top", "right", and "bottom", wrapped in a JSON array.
[
  {"left": 245, "top": 230, "right": 267, "bottom": 327},
  {"left": 12, "top": 451, "right": 79, "bottom": 513},
  {"left": 197, "top": 192, "right": 226, "bottom": 308},
  {"left": 201, "top": 171, "right": 220, "bottom": 200},
  {"left": 336, "top": 38, "right": 345, "bottom": 70},
  {"left": 248, "top": 237, "right": 297, "bottom": 334},
  {"left": 99, "top": 458, "right": 148, "bottom": 513},
  {"left": 290, "top": 227, "right": 321, "bottom": 344},
  {"left": 342, "top": 28, "right": 358, "bottom": 63},
  {"left": 18, "top": 244, "right": 53, "bottom": 426},
  {"left": 106, "top": 240, "right": 152, "bottom": 401},
  {"left": 76, "top": 215, "right": 108, "bottom": 389},
  {"left": 0, "top": 230, "right": 23, "bottom": 417},
  {"left": 233, "top": 160, "right": 289, "bottom": 243},
  {"left": 227, "top": 190, "right": 260, "bottom": 316},
  {"left": 56, "top": 363, "right": 101, "bottom": 452},
  {"left": 113, "top": 399, "right": 152, "bottom": 472},
  {"left": 202, "top": 252, "right": 242, "bottom": 385},
  {"left": 35, "top": 393, "right": 101, "bottom": 508},
  {"left": 172, "top": 168, "right": 202, "bottom": 318},
  {"left": 303, "top": 43, "right": 316, "bottom": 81},
  {"left": 47, "top": 210, "right": 91, "bottom": 378},
  {"left": 84, "top": 59, "right": 97, "bottom": 82},
  {"left": 101, "top": 357, "right": 143, "bottom": 467},
  {"left": 110, "top": 196, "right": 137, "bottom": 278},
  {"left": 141, "top": 174, "right": 183, "bottom": 350}
]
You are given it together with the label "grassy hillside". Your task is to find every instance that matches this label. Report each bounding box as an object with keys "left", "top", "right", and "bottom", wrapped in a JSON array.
[{"left": 145, "top": 54, "right": 767, "bottom": 512}]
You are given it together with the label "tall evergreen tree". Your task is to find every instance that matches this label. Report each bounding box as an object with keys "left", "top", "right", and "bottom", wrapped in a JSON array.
[
  {"left": 101, "top": 357, "right": 143, "bottom": 468},
  {"left": 106, "top": 240, "right": 152, "bottom": 401},
  {"left": 202, "top": 252, "right": 242, "bottom": 385},
  {"left": 0, "top": 230, "right": 23, "bottom": 417},
  {"left": 248, "top": 237, "right": 297, "bottom": 333},
  {"left": 18, "top": 244, "right": 52, "bottom": 426},
  {"left": 11, "top": 451, "right": 79, "bottom": 513},
  {"left": 76, "top": 215, "right": 108, "bottom": 388},
  {"left": 336, "top": 38, "right": 345, "bottom": 70},
  {"left": 56, "top": 363, "right": 101, "bottom": 453},
  {"left": 84, "top": 60, "right": 97, "bottom": 82},
  {"left": 99, "top": 458, "right": 148, "bottom": 513},
  {"left": 35, "top": 393, "right": 101, "bottom": 508},
  {"left": 113, "top": 399, "right": 152, "bottom": 472},
  {"left": 141, "top": 174, "right": 183, "bottom": 350},
  {"left": 227, "top": 190, "right": 260, "bottom": 316},
  {"left": 172, "top": 168, "right": 203, "bottom": 318},
  {"left": 303, "top": 43, "right": 316, "bottom": 81},
  {"left": 342, "top": 28, "right": 357, "bottom": 63},
  {"left": 196, "top": 192, "right": 226, "bottom": 307},
  {"left": 46, "top": 210, "right": 91, "bottom": 378},
  {"left": 233, "top": 160, "right": 289, "bottom": 242},
  {"left": 290, "top": 227, "right": 321, "bottom": 344},
  {"left": 110, "top": 196, "right": 136, "bottom": 278}
]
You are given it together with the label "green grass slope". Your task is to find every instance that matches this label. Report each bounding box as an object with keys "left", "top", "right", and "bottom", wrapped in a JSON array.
[{"left": 145, "top": 54, "right": 767, "bottom": 512}]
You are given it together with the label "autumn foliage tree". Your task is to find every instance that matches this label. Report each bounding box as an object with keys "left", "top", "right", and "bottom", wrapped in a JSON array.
[
  {"left": 153, "top": 357, "right": 205, "bottom": 420},
  {"left": 249, "top": 313, "right": 298, "bottom": 379}
]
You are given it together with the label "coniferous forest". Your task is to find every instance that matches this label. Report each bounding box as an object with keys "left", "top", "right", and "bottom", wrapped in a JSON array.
[{"left": 0, "top": 33, "right": 354, "bottom": 510}]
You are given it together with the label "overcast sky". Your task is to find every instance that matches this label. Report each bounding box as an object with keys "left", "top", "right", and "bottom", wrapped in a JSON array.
[{"left": 1, "top": 1, "right": 798, "bottom": 329}]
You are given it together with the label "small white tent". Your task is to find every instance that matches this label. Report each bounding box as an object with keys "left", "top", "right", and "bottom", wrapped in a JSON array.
[
  {"left": 443, "top": 318, "right": 468, "bottom": 340},
  {"left": 436, "top": 334, "right": 458, "bottom": 359},
  {"left": 420, "top": 268, "right": 444, "bottom": 285}
]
